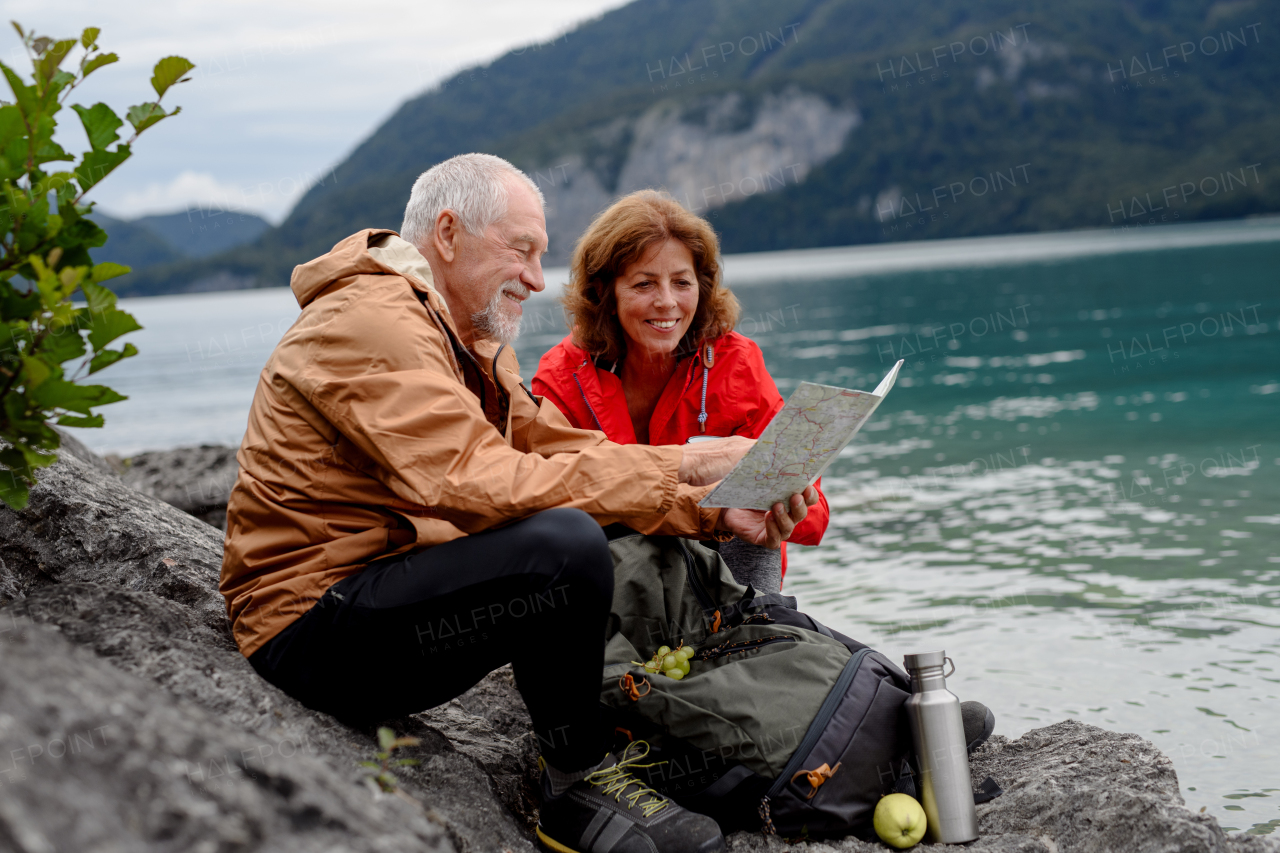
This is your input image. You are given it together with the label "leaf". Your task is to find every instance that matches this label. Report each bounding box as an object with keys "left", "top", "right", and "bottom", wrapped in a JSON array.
[
  {"left": 36, "top": 321, "right": 87, "bottom": 365},
  {"left": 0, "top": 62, "right": 39, "bottom": 118},
  {"left": 80, "top": 279, "right": 119, "bottom": 315},
  {"left": 27, "top": 254, "right": 61, "bottom": 308},
  {"left": 21, "top": 354, "right": 50, "bottom": 388},
  {"left": 395, "top": 759, "right": 420, "bottom": 767},
  {"left": 125, "top": 102, "right": 167, "bottom": 134},
  {"left": 357, "top": 761, "right": 380, "bottom": 769},
  {"left": 75, "top": 144, "right": 130, "bottom": 192},
  {"left": 377, "top": 728, "right": 396, "bottom": 750},
  {"left": 31, "top": 377, "right": 125, "bottom": 413},
  {"left": 0, "top": 103, "right": 23, "bottom": 148},
  {"left": 392, "top": 736, "right": 421, "bottom": 748},
  {"left": 56, "top": 413, "right": 103, "bottom": 428},
  {"left": 90, "top": 262, "right": 129, "bottom": 283},
  {"left": 88, "top": 342, "right": 136, "bottom": 374},
  {"left": 33, "top": 137, "right": 72, "bottom": 166},
  {"left": 72, "top": 103, "right": 122, "bottom": 150},
  {"left": 0, "top": 473, "right": 30, "bottom": 511},
  {"left": 0, "top": 288, "right": 41, "bottom": 323},
  {"left": 11, "top": 22, "right": 24, "bottom": 39},
  {"left": 82, "top": 52, "right": 118, "bottom": 78},
  {"left": 60, "top": 215, "right": 108, "bottom": 251},
  {"left": 7, "top": 435, "right": 61, "bottom": 469},
  {"left": 35, "top": 39, "right": 77, "bottom": 88},
  {"left": 49, "top": 68, "right": 75, "bottom": 92},
  {"left": 85, "top": 305, "right": 141, "bottom": 351},
  {"left": 150, "top": 56, "right": 194, "bottom": 99},
  {"left": 59, "top": 268, "right": 82, "bottom": 295},
  {"left": 80, "top": 27, "right": 100, "bottom": 49}
]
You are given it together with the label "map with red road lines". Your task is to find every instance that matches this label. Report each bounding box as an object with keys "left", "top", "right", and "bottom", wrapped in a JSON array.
[{"left": 701, "top": 360, "right": 903, "bottom": 510}]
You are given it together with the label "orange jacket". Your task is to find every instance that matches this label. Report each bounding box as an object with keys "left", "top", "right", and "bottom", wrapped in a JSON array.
[
  {"left": 220, "top": 230, "right": 722, "bottom": 657},
  {"left": 531, "top": 332, "right": 830, "bottom": 577}
]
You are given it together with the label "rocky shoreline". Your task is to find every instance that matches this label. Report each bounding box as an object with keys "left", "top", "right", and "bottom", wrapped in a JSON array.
[{"left": 0, "top": 440, "right": 1274, "bottom": 852}]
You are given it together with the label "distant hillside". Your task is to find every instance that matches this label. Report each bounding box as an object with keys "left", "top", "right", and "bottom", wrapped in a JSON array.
[
  {"left": 123, "top": 0, "right": 1278, "bottom": 296},
  {"left": 92, "top": 214, "right": 185, "bottom": 272},
  {"left": 130, "top": 210, "right": 270, "bottom": 258},
  {"left": 94, "top": 210, "right": 270, "bottom": 280}
]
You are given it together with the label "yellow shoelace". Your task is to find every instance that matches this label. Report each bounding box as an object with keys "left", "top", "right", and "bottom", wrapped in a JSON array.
[{"left": 584, "top": 741, "right": 671, "bottom": 819}]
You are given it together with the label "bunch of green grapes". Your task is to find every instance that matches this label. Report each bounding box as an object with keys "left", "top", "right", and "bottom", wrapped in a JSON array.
[{"left": 636, "top": 643, "right": 696, "bottom": 680}]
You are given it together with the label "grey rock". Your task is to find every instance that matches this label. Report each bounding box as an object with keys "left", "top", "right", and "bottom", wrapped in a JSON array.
[
  {"left": 4, "top": 441, "right": 1276, "bottom": 853},
  {"left": 54, "top": 427, "right": 121, "bottom": 480},
  {"left": 0, "top": 445, "right": 229, "bottom": 635},
  {"left": 119, "top": 444, "right": 240, "bottom": 529},
  {"left": 1, "top": 450, "right": 536, "bottom": 852},
  {"left": 0, "top": 617, "right": 446, "bottom": 853},
  {"left": 967, "top": 723, "right": 1280, "bottom": 853},
  {"left": 415, "top": 665, "right": 542, "bottom": 830}
]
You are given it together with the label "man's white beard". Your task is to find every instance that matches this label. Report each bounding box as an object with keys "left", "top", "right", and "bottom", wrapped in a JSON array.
[{"left": 471, "top": 280, "right": 529, "bottom": 345}]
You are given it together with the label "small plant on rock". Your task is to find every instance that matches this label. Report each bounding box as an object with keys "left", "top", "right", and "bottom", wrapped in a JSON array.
[
  {"left": 360, "top": 727, "right": 421, "bottom": 793},
  {"left": 0, "top": 23, "right": 193, "bottom": 509}
]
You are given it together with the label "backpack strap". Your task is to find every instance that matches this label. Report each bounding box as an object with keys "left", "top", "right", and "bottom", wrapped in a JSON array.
[
  {"left": 700, "top": 764, "right": 754, "bottom": 799},
  {"left": 747, "top": 592, "right": 800, "bottom": 612}
]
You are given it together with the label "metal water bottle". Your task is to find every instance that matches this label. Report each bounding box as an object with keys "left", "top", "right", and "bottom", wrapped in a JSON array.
[{"left": 903, "top": 650, "right": 979, "bottom": 843}]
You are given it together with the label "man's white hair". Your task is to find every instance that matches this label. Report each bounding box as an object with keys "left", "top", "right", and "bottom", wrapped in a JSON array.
[{"left": 400, "top": 153, "right": 545, "bottom": 247}]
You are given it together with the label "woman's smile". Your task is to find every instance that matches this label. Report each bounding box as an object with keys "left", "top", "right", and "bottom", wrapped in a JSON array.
[{"left": 615, "top": 238, "right": 700, "bottom": 357}]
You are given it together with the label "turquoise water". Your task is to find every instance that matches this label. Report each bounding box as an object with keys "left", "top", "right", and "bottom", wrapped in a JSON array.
[{"left": 93, "top": 221, "right": 1280, "bottom": 833}]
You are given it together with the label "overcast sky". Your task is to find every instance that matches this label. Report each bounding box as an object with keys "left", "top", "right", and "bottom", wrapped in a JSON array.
[{"left": 9, "top": 0, "right": 629, "bottom": 222}]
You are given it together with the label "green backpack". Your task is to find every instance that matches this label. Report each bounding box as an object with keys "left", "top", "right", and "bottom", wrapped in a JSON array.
[{"left": 600, "top": 531, "right": 916, "bottom": 838}]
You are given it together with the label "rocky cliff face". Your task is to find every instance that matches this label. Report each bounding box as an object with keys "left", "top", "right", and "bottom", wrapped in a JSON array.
[
  {"left": 535, "top": 89, "right": 859, "bottom": 264},
  {"left": 0, "top": 444, "right": 1274, "bottom": 852}
]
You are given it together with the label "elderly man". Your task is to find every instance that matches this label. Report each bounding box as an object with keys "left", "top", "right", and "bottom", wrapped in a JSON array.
[{"left": 221, "top": 153, "right": 815, "bottom": 853}]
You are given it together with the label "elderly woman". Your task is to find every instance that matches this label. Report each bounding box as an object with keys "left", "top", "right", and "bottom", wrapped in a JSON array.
[{"left": 532, "top": 190, "right": 829, "bottom": 593}]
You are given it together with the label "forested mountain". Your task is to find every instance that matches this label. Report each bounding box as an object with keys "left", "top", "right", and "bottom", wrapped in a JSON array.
[
  {"left": 122, "top": 0, "right": 1277, "bottom": 295},
  {"left": 93, "top": 210, "right": 269, "bottom": 278}
]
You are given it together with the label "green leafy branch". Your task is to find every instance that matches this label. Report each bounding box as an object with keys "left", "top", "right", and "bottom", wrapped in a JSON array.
[
  {"left": 0, "top": 23, "right": 193, "bottom": 509},
  {"left": 359, "top": 727, "right": 421, "bottom": 793}
]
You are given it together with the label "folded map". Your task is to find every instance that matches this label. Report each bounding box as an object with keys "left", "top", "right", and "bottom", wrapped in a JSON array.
[{"left": 700, "top": 359, "right": 904, "bottom": 510}]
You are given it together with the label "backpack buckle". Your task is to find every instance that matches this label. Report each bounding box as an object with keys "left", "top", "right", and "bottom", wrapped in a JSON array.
[
  {"left": 619, "top": 673, "right": 651, "bottom": 702},
  {"left": 790, "top": 762, "right": 842, "bottom": 799}
]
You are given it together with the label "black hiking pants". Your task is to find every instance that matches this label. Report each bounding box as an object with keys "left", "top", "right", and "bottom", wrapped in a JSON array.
[{"left": 249, "top": 508, "right": 613, "bottom": 772}]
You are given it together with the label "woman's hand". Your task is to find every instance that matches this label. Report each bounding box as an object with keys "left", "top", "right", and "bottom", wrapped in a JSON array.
[
  {"left": 676, "top": 435, "right": 754, "bottom": 486},
  {"left": 719, "top": 486, "right": 818, "bottom": 549}
]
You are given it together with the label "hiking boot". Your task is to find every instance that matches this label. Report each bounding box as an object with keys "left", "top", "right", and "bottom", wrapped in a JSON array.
[
  {"left": 962, "top": 701, "right": 996, "bottom": 753},
  {"left": 537, "top": 741, "right": 724, "bottom": 853}
]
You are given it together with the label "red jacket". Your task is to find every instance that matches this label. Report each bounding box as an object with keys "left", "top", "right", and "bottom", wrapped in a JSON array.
[{"left": 532, "top": 332, "right": 830, "bottom": 576}]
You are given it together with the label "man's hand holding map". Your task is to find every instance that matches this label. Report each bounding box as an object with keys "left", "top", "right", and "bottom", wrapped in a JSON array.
[{"left": 701, "top": 359, "right": 904, "bottom": 510}]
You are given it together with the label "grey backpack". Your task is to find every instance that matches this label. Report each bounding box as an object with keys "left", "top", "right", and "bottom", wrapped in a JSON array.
[{"left": 600, "top": 531, "right": 915, "bottom": 838}]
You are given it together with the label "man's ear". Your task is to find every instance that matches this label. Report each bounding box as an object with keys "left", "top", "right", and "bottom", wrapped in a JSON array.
[{"left": 432, "top": 210, "right": 460, "bottom": 263}]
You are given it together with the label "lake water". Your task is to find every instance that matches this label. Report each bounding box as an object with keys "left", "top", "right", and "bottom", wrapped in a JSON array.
[{"left": 87, "top": 219, "right": 1280, "bottom": 834}]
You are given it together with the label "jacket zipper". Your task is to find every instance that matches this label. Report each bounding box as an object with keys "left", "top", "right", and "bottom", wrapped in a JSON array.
[
  {"left": 492, "top": 344, "right": 511, "bottom": 423},
  {"left": 693, "top": 635, "right": 795, "bottom": 662},
  {"left": 767, "top": 648, "right": 872, "bottom": 799},
  {"left": 572, "top": 366, "right": 605, "bottom": 431}
]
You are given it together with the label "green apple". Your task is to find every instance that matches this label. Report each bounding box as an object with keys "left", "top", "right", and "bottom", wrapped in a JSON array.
[{"left": 873, "top": 793, "right": 927, "bottom": 849}]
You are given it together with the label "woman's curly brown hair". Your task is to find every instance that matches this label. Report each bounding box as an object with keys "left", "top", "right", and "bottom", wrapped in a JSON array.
[{"left": 562, "top": 190, "right": 739, "bottom": 362}]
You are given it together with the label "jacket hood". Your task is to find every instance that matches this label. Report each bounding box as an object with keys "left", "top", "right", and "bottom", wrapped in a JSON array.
[{"left": 290, "top": 229, "right": 440, "bottom": 310}]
